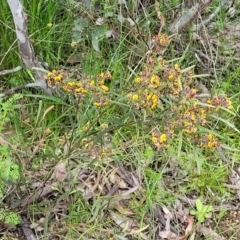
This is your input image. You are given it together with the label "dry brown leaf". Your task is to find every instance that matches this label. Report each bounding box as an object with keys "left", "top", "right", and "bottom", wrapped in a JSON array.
[
  {"left": 155, "top": 1, "right": 165, "bottom": 27},
  {"left": 0, "top": 135, "right": 16, "bottom": 150},
  {"left": 115, "top": 203, "right": 135, "bottom": 216},
  {"left": 162, "top": 206, "right": 173, "bottom": 217},
  {"left": 51, "top": 201, "right": 67, "bottom": 214},
  {"left": 178, "top": 215, "right": 194, "bottom": 240},
  {"left": 220, "top": 23, "right": 240, "bottom": 49},
  {"left": 54, "top": 162, "right": 67, "bottom": 182},
  {"left": 174, "top": 199, "right": 190, "bottom": 223},
  {"left": 162, "top": 206, "right": 173, "bottom": 232},
  {"left": 159, "top": 230, "right": 178, "bottom": 239},
  {"left": 0, "top": 135, "right": 10, "bottom": 145},
  {"left": 21, "top": 216, "right": 36, "bottom": 240},
  {"left": 110, "top": 211, "right": 148, "bottom": 239},
  {"left": 40, "top": 105, "right": 54, "bottom": 123},
  {"left": 118, "top": 179, "right": 128, "bottom": 189},
  {"left": 30, "top": 217, "right": 45, "bottom": 232},
  {"left": 110, "top": 212, "right": 134, "bottom": 231},
  {"left": 116, "top": 164, "right": 135, "bottom": 187},
  {"left": 83, "top": 189, "right": 94, "bottom": 200},
  {"left": 15, "top": 182, "right": 59, "bottom": 208},
  {"left": 109, "top": 168, "right": 119, "bottom": 184},
  {"left": 198, "top": 225, "right": 225, "bottom": 240},
  {"left": 229, "top": 168, "right": 240, "bottom": 200},
  {"left": 42, "top": 128, "right": 51, "bottom": 137},
  {"left": 188, "top": 231, "right": 196, "bottom": 240},
  {"left": 30, "top": 128, "right": 51, "bottom": 160},
  {"left": 129, "top": 224, "right": 149, "bottom": 234},
  {"left": 131, "top": 172, "right": 140, "bottom": 186}
]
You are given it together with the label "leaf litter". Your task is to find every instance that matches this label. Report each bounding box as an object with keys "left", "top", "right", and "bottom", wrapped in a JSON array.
[
  {"left": 0, "top": 118, "right": 237, "bottom": 239},
  {"left": 5, "top": 129, "right": 240, "bottom": 239}
]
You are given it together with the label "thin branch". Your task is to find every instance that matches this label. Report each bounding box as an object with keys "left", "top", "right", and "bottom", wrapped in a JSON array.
[
  {"left": 169, "top": 0, "right": 214, "bottom": 34},
  {"left": 0, "top": 66, "right": 22, "bottom": 76},
  {"left": 21, "top": 216, "right": 36, "bottom": 240},
  {"left": 5, "top": 0, "right": 51, "bottom": 95},
  {"left": 0, "top": 82, "right": 49, "bottom": 98},
  {"left": 192, "top": 0, "right": 231, "bottom": 32},
  {"left": 7, "top": 0, "right": 38, "bottom": 68}
]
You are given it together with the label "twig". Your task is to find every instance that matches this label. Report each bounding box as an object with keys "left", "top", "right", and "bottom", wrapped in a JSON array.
[
  {"left": 223, "top": 183, "right": 240, "bottom": 190},
  {"left": 190, "top": 47, "right": 214, "bottom": 72},
  {"left": 217, "top": 146, "right": 233, "bottom": 171},
  {"left": 0, "top": 82, "right": 52, "bottom": 98},
  {"left": 193, "top": 0, "right": 231, "bottom": 32},
  {"left": 0, "top": 66, "right": 22, "bottom": 76},
  {"left": 169, "top": 0, "right": 214, "bottom": 34},
  {"left": 105, "top": 184, "right": 119, "bottom": 196},
  {"left": 21, "top": 216, "right": 36, "bottom": 240},
  {"left": 116, "top": 164, "right": 135, "bottom": 187},
  {"left": 176, "top": 194, "right": 239, "bottom": 212},
  {"left": 11, "top": 182, "right": 59, "bottom": 209},
  {"left": 153, "top": 205, "right": 178, "bottom": 234},
  {"left": 198, "top": 224, "right": 226, "bottom": 240},
  {"left": 5, "top": 0, "right": 51, "bottom": 95}
]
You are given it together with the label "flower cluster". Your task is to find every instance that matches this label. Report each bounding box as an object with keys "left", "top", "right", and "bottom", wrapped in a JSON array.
[
  {"left": 128, "top": 89, "right": 159, "bottom": 109},
  {"left": 45, "top": 69, "right": 66, "bottom": 88},
  {"left": 126, "top": 34, "right": 233, "bottom": 150},
  {"left": 151, "top": 131, "right": 168, "bottom": 148},
  {"left": 194, "top": 133, "right": 221, "bottom": 149},
  {"left": 150, "top": 91, "right": 232, "bottom": 149},
  {"left": 62, "top": 81, "right": 88, "bottom": 96},
  {"left": 207, "top": 94, "right": 233, "bottom": 110},
  {"left": 45, "top": 33, "right": 233, "bottom": 151},
  {"left": 177, "top": 102, "right": 207, "bottom": 134},
  {"left": 90, "top": 71, "right": 112, "bottom": 107},
  {"left": 127, "top": 37, "right": 191, "bottom": 110},
  {"left": 45, "top": 70, "right": 112, "bottom": 107},
  {"left": 151, "top": 33, "right": 169, "bottom": 52}
]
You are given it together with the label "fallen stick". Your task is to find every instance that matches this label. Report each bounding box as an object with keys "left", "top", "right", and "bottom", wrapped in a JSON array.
[
  {"left": 21, "top": 216, "right": 36, "bottom": 240},
  {"left": 0, "top": 66, "right": 22, "bottom": 76},
  {"left": 3, "top": 0, "right": 52, "bottom": 97}
]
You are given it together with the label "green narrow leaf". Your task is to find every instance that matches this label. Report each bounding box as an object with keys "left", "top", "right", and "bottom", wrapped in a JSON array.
[
  {"left": 220, "top": 144, "right": 240, "bottom": 152},
  {"left": 177, "top": 131, "right": 183, "bottom": 158},
  {"left": 36, "top": 100, "right": 43, "bottom": 126},
  {"left": 210, "top": 114, "right": 240, "bottom": 133},
  {"left": 194, "top": 147, "right": 201, "bottom": 174},
  {"left": 24, "top": 94, "right": 67, "bottom": 105}
]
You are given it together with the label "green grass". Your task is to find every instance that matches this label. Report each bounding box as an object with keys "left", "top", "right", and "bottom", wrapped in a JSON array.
[{"left": 1, "top": 0, "right": 240, "bottom": 239}]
